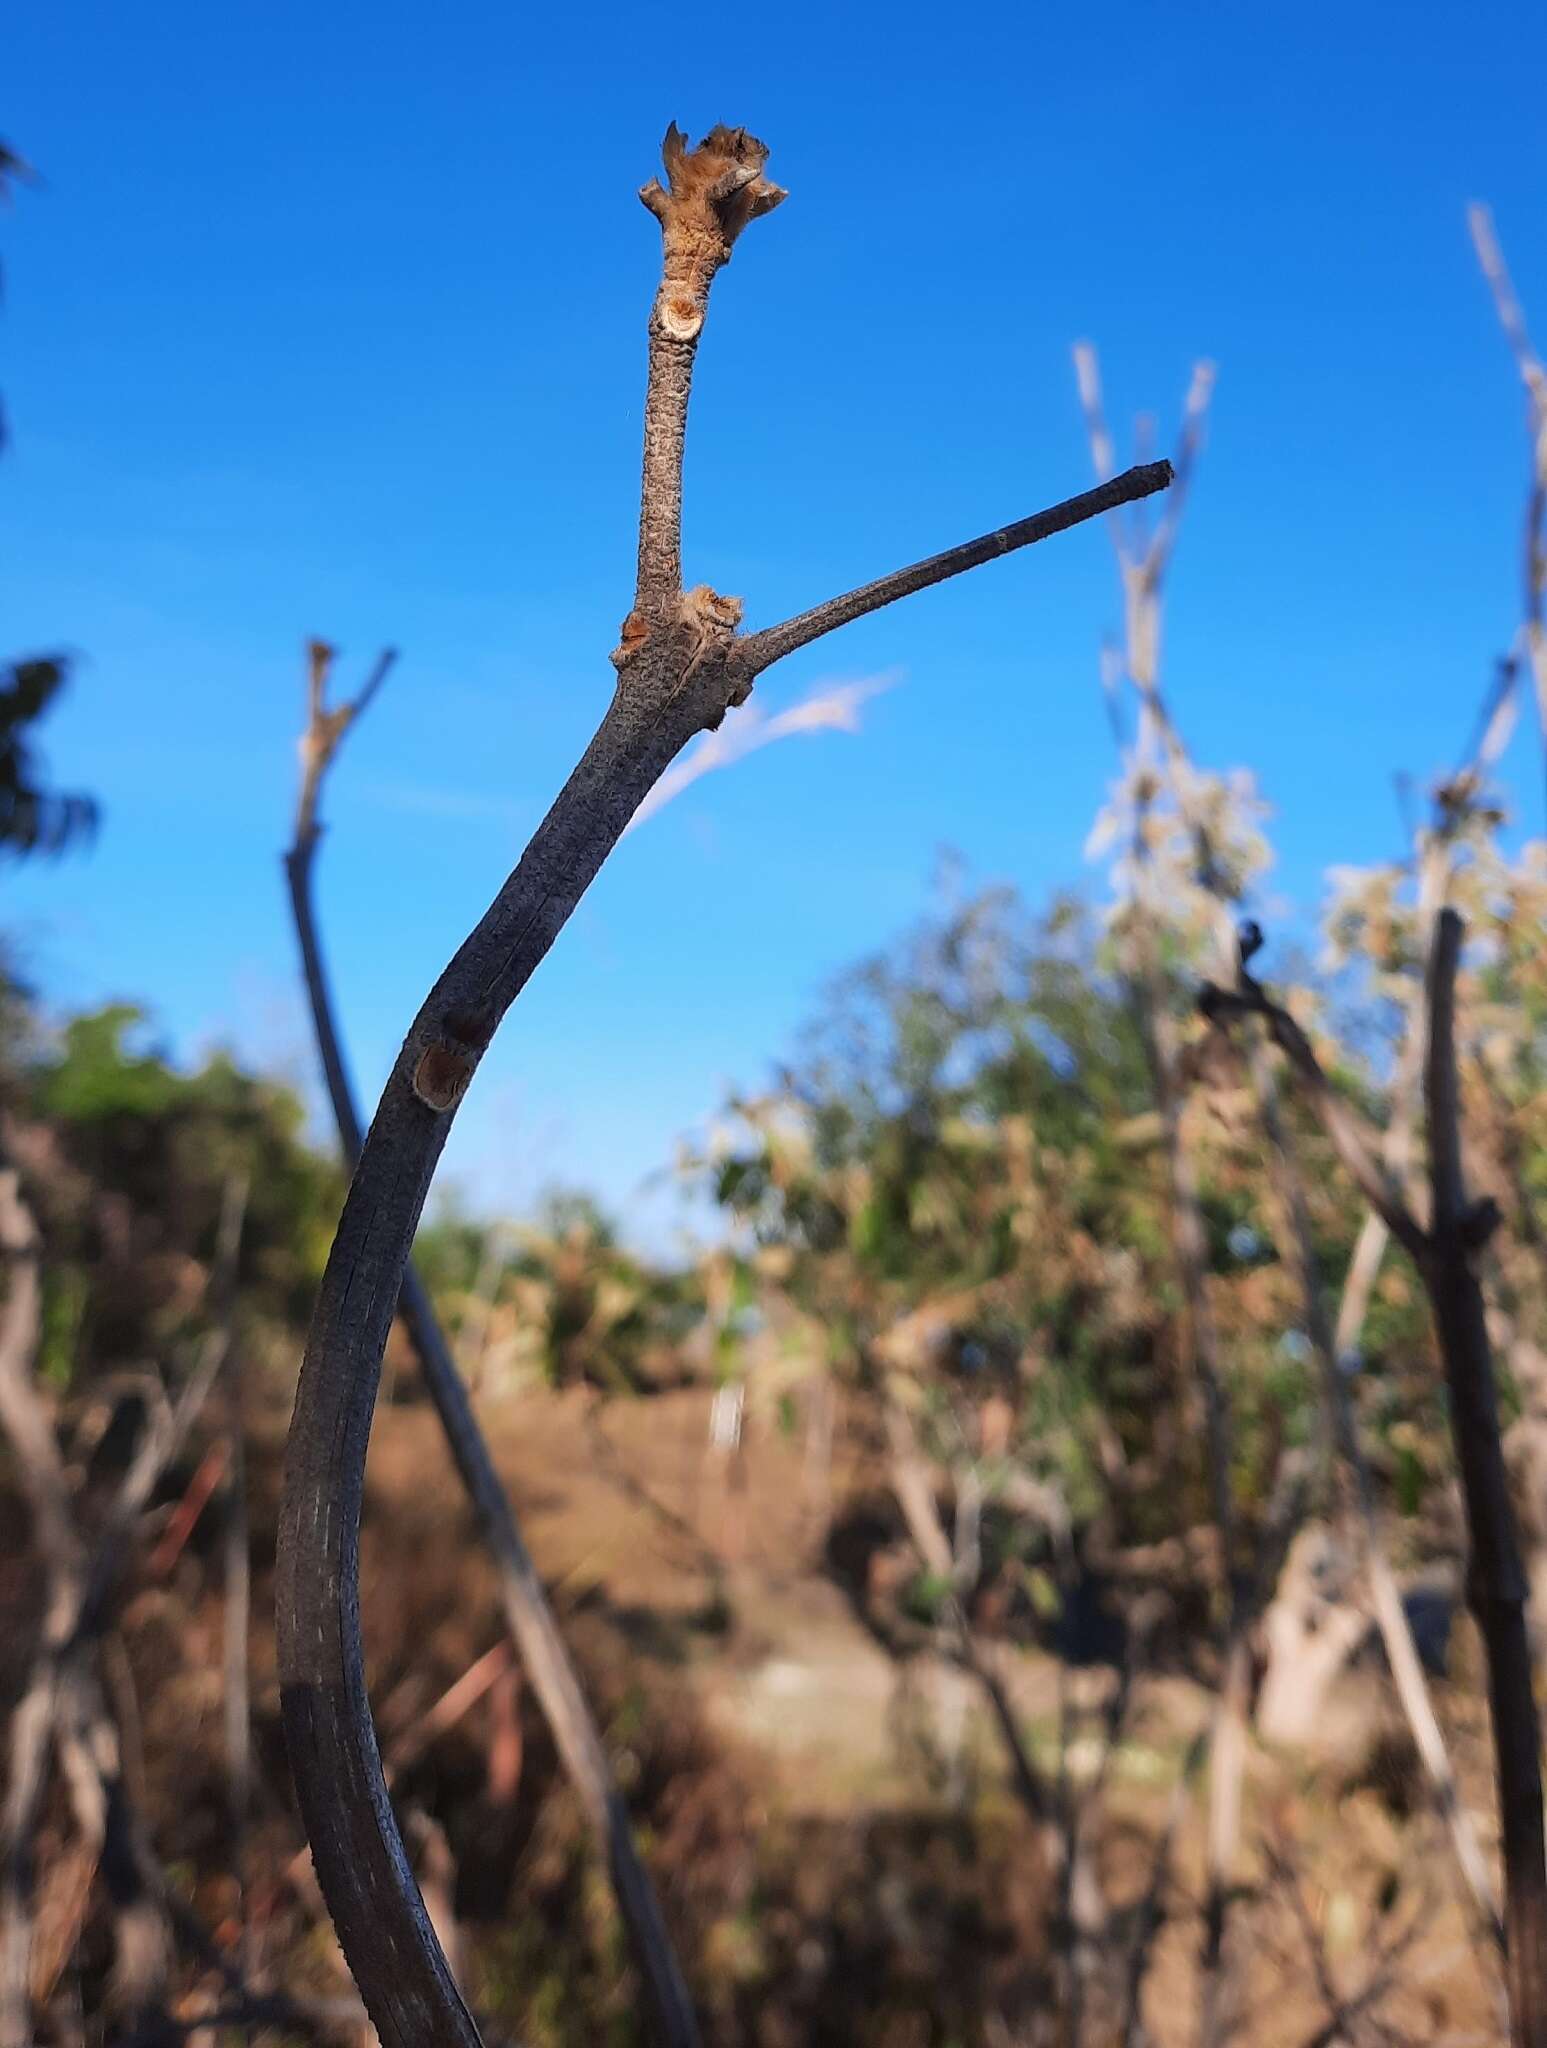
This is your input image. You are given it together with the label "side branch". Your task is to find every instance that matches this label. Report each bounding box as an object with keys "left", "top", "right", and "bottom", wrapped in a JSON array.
[
  {"left": 1200, "top": 945, "right": 1429, "bottom": 1264},
  {"left": 741, "top": 461, "right": 1174, "bottom": 673}
]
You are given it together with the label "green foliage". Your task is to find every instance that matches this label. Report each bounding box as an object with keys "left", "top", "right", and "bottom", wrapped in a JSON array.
[
  {"left": 421, "top": 1184, "right": 701, "bottom": 1395},
  {"left": 694, "top": 887, "right": 1219, "bottom": 1525},
  {"left": 25, "top": 1000, "right": 344, "bottom": 1363}
]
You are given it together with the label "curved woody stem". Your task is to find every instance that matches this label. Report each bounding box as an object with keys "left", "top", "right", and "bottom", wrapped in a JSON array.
[
  {"left": 276, "top": 122, "right": 1174, "bottom": 2046},
  {"left": 284, "top": 644, "right": 701, "bottom": 2048}
]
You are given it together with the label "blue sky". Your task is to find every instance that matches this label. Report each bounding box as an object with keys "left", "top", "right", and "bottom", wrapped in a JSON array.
[{"left": 4, "top": 0, "right": 1545, "bottom": 1247}]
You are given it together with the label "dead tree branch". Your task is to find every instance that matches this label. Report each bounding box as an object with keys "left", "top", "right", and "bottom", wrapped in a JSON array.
[
  {"left": 1204, "top": 913, "right": 1547, "bottom": 2048},
  {"left": 882, "top": 1393, "right": 1053, "bottom": 1830},
  {"left": 0, "top": 1171, "right": 246, "bottom": 2048},
  {"left": 0, "top": 1168, "right": 64, "bottom": 2048},
  {"left": 283, "top": 641, "right": 700, "bottom": 2048},
  {"left": 1126, "top": 634, "right": 1503, "bottom": 1940},
  {"left": 276, "top": 122, "right": 1173, "bottom": 2047},
  {"left": 1076, "top": 344, "right": 1249, "bottom": 2048},
  {"left": 740, "top": 463, "right": 1172, "bottom": 674},
  {"left": 633, "top": 124, "right": 786, "bottom": 616},
  {"left": 1423, "top": 913, "right": 1547, "bottom": 2047},
  {"left": 1468, "top": 205, "right": 1547, "bottom": 810},
  {"left": 1200, "top": 947, "right": 1430, "bottom": 1263}
]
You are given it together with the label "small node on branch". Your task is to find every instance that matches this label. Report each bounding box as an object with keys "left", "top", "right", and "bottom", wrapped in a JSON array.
[
  {"left": 412, "top": 1044, "right": 477, "bottom": 1114},
  {"left": 639, "top": 123, "right": 786, "bottom": 339},
  {"left": 611, "top": 610, "right": 652, "bottom": 669},
  {"left": 681, "top": 584, "right": 744, "bottom": 696},
  {"left": 611, "top": 582, "right": 744, "bottom": 695},
  {"left": 1460, "top": 1196, "right": 1503, "bottom": 1252},
  {"left": 411, "top": 1007, "right": 494, "bottom": 1114}
]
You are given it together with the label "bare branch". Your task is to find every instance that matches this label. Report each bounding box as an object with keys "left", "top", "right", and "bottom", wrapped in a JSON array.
[
  {"left": 1072, "top": 342, "right": 1126, "bottom": 555},
  {"left": 282, "top": 648, "right": 701, "bottom": 2047},
  {"left": 634, "top": 124, "right": 786, "bottom": 618},
  {"left": 1422, "top": 909, "right": 1547, "bottom": 2047},
  {"left": 293, "top": 642, "right": 399, "bottom": 851},
  {"left": 352, "top": 645, "right": 397, "bottom": 724},
  {"left": 1469, "top": 205, "right": 1547, "bottom": 812},
  {"left": 1200, "top": 959, "right": 1429, "bottom": 1263},
  {"left": 0, "top": 1167, "right": 80, "bottom": 2048},
  {"left": 1, "top": 1170, "right": 246, "bottom": 2048},
  {"left": 1469, "top": 204, "right": 1547, "bottom": 406},
  {"left": 742, "top": 461, "right": 1174, "bottom": 674},
  {"left": 1147, "top": 359, "right": 1216, "bottom": 587},
  {"left": 1073, "top": 344, "right": 1215, "bottom": 598},
  {"left": 277, "top": 126, "right": 1176, "bottom": 2047},
  {"left": 883, "top": 1394, "right": 1053, "bottom": 1830},
  {"left": 1081, "top": 356, "right": 1242, "bottom": 2040},
  {"left": 1426, "top": 910, "right": 1470, "bottom": 1239},
  {"left": 1166, "top": 837, "right": 1509, "bottom": 1966},
  {"left": 0, "top": 1170, "right": 80, "bottom": 1587},
  {"left": 0, "top": 1667, "right": 58, "bottom": 2048}
]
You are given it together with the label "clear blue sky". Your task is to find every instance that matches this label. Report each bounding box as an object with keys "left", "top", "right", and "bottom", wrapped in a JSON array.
[{"left": 4, "top": 0, "right": 1545, "bottom": 1246}]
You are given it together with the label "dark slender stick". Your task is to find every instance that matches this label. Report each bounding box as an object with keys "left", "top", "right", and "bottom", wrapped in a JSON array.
[
  {"left": 743, "top": 462, "right": 1173, "bottom": 673},
  {"left": 1423, "top": 911, "right": 1547, "bottom": 2048},
  {"left": 1200, "top": 976, "right": 1429, "bottom": 1262},
  {"left": 285, "top": 776, "right": 700, "bottom": 2048},
  {"left": 1205, "top": 914, "right": 1547, "bottom": 2048}
]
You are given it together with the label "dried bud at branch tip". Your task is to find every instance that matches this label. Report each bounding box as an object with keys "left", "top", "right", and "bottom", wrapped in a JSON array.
[{"left": 639, "top": 123, "right": 786, "bottom": 338}]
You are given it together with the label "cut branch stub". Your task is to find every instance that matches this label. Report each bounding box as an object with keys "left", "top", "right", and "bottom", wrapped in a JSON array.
[{"left": 640, "top": 123, "right": 786, "bottom": 340}]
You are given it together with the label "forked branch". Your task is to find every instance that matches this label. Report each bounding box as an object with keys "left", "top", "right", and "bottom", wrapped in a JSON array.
[
  {"left": 293, "top": 640, "right": 396, "bottom": 854},
  {"left": 1199, "top": 934, "right": 1431, "bottom": 1263},
  {"left": 1205, "top": 913, "right": 1547, "bottom": 2048},
  {"left": 276, "top": 122, "right": 1176, "bottom": 2048}
]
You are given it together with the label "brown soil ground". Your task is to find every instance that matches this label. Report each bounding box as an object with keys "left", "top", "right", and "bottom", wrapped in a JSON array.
[{"left": 4, "top": 1378, "right": 1508, "bottom": 2045}]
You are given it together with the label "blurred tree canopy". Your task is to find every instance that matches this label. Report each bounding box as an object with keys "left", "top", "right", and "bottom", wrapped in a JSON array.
[{"left": 692, "top": 882, "right": 1447, "bottom": 1554}]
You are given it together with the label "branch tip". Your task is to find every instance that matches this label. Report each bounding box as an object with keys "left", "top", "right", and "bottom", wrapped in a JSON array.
[
  {"left": 743, "top": 459, "right": 1175, "bottom": 674},
  {"left": 642, "top": 121, "right": 785, "bottom": 276}
]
